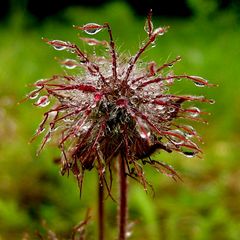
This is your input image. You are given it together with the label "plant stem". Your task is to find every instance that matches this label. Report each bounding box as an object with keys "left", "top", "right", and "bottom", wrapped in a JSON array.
[
  {"left": 118, "top": 154, "right": 128, "bottom": 240},
  {"left": 98, "top": 181, "right": 104, "bottom": 240}
]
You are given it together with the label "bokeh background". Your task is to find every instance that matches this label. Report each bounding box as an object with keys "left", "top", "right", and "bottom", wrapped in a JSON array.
[{"left": 0, "top": 0, "right": 240, "bottom": 239}]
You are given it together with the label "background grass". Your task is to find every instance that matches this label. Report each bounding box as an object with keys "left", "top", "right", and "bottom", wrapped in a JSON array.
[{"left": 0, "top": 1, "right": 239, "bottom": 239}]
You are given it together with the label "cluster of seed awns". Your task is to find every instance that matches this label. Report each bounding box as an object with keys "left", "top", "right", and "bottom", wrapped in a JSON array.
[{"left": 27, "top": 12, "right": 215, "bottom": 191}]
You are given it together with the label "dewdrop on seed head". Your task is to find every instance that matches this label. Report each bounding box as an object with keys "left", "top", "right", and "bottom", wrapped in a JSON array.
[
  {"left": 51, "top": 40, "right": 68, "bottom": 51},
  {"left": 61, "top": 59, "right": 79, "bottom": 69},
  {"left": 29, "top": 90, "right": 39, "bottom": 99},
  {"left": 168, "top": 129, "right": 185, "bottom": 145},
  {"left": 80, "top": 23, "right": 104, "bottom": 35},
  {"left": 182, "top": 125, "right": 196, "bottom": 138},
  {"left": 144, "top": 19, "right": 153, "bottom": 35},
  {"left": 182, "top": 151, "right": 197, "bottom": 158},
  {"left": 187, "top": 107, "right": 201, "bottom": 118},
  {"left": 35, "top": 96, "right": 50, "bottom": 107}
]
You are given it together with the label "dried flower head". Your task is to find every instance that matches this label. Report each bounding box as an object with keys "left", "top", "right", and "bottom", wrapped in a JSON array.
[{"left": 27, "top": 11, "right": 215, "bottom": 192}]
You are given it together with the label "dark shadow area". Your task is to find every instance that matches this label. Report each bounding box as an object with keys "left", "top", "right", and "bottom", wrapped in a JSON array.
[
  {"left": 126, "top": 0, "right": 192, "bottom": 17},
  {"left": 1, "top": 0, "right": 240, "bottom": 24},
  {"left": 0, "top": 0, "right": 10, "bottom": 22},
  {"left": 26, "top": 0, "right": 111, "bottom": 22}
]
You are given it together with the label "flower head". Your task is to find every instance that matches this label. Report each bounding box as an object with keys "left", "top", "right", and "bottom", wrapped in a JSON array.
[{"left": 27, "top": 11, "right": 215, "bottom": 192}]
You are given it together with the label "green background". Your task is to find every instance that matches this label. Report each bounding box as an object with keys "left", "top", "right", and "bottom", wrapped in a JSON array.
[{"left": 0, "top": 1, "right": 239, "bottom": 239}]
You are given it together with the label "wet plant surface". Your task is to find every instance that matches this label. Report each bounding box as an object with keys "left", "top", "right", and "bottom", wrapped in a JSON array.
[{"left": 0, "top": 2, "right": 240, "bottom": 239}]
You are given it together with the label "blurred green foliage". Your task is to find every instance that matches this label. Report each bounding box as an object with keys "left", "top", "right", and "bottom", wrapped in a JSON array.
[
  {"left": 0, "top": 1, "right": 240, "bottom": 239},
  {"left": 187, "top": 0, "right": 219, "bottom": 18}
]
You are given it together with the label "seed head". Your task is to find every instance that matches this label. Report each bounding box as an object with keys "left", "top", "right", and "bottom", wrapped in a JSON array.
[{"left": 27, "top": 11, "right": 215, "bottom": 192}]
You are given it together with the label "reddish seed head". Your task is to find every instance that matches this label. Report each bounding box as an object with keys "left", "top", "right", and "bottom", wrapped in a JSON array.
[{"left": 27, "top": 12, "right": 214, "bottom": 192}]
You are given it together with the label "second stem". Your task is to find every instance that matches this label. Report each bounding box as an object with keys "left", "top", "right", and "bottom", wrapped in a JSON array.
[{"left": 118, "top": 154, "right": 128, "bottom": 240}]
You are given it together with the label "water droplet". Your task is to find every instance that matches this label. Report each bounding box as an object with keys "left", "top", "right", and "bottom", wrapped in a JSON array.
[
  {"left": 130, "top": 96, "right": 139, "bottom": 104},
  {"left": 166, "top": 72, "right": 174, "bottom": 84},
  {"left": 80, "top": 37, "right": 108, "bottom": 47},
  {"left": 89, "top": 42, "right": 96, "bottom": 47},
  {"left": 209, "top": 99, "right": 215, "bottom": 104},
  {"left": 158, "top": 30, "right": 165, "bottom": 36},
  {"left": 54, "top": 45, "right": 67, "bottom": 51},
  {"left": 35, "top": 79, "right": 46, "bottom": 88},
  {"left": 152, "top": 27, "right": 165, "bottom": 37},
  {"left": 136, "top": 118, "right": 150, "bottom": 139},
  {"left": 194, "top": 95, "right": 205, "bottom": 101},
  {"left": 130, "top": 84, "right": 138, "bottom": 90},
  {"left": 63, "top": 118, "right": 74, "bottom": 123},
  {"left": 82, "top": 23, "right": 103, "bottom": 35},
  {"left": 182, "top": 125, "right": 196, "bottom": 138},
  {"left": 166, "top": 78, "right": 174, "bottom": 84},
  {"left": 35, "top": 96, "right": 50, "bottom": 107},
  {"left": 194, "top": 81, "right": 206, "bottom": 87},
  {"left": 168, "top": 64, "right": 173, "bottom": 68},
  {"left": 29, "top": 90, "right": 39, "bottom": 99},
  {"left": 162, "top": 115, "right": 171, "bottom": 120},
  {"left": 91, "top": 102, "right": 97, "bottom": 108},
  {"left": 62, "top": 59, "right": 78, "bottom": 69},
  {"left": 156, "top": 105, "right": 165, "bottom": 111},
  {"left": 49, "top": 110, "right": 58, "bottom": 118},
  {"left": 51, "top": 40, "right": 68, "bottom": 51},
  {"left": 144, "top": 19, "right": 153, "bottom": 35},
  {"left": 176, "top": 56, "right": 181, "bottom": 62},
  {"left": 36, "top": 128, "right": 45, "bottom": 134},
  {"left": 82, "top": 122, "right": 91, "bottom": 132},
  {"left": 51, "top": 126, "right": 59, "bottom": 132},
  {"left": 46, "top": 135, "right": 52, "bottom": 143},
  {"left": 187, "top": 107, "right": 200, "bottom": 117},
  {"left": 151, "top": 42, "right": 156, "bottom": 48},
  {"left": 183, "top": 151, "right": 197, "bottom": 158},
  {"left": 105, "top": 78, "right": 110, "bottom": 83},
  {"left": 168, "top": 129, "right": 185, "bottom": 145},
  {"left": 168, "top": 107, "right": 175, "bottom": 113},
  {"left": 190, "top": 76, "right": 208, "bottom": 87},
  {"left": 101, "top": 167, "right": 106, "bottom": 174},
  {"left": 139, "top": 130, "right": 150, "bottom": 139}
]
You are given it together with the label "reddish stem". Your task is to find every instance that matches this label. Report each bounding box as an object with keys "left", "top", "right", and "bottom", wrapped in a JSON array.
[
  {"left": 105, "top": 23, "right": 117, "bottom": 82},
  {"left": 118, "top": 154, "right": 128, "bottom": 240},
  {"left": 98, "top": 181, "right": 105, "bottom": 240}
]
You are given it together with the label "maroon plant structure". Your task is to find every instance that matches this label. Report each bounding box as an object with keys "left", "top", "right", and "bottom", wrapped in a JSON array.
[{"left": 26, "top": 11, "right": 215, "bottom": 240}]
